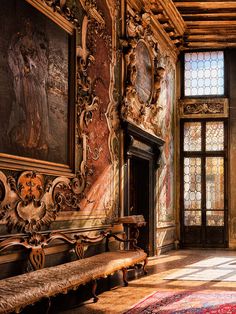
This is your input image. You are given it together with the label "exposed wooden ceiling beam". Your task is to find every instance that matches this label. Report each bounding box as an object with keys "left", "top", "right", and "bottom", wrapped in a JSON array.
[
  {"left": 186, "top": 28, "right": 236, "bottom": 35},
  {"left": 184, "top": 41, "right": 236, "bottom": 49},
  {"left": 169, "top": 0, "right": 236, "bottom": 49},
  {"left": 182, "top": 13, "right": 236, "bottom": 21},
  {"left": 186, "top": 20, "right": 236, "bottom": 27},
  {"left": 173, "top": 0, "right": 236, "bottom": 2},
  {"left": 174, "top": 2, "right": 236, "bottom": 10},
  {"left": 185, "top": 34, "right": 236, "bottom": 42},
  {"left": 178, "top": 9, "right": 236, "bottom": 15}
]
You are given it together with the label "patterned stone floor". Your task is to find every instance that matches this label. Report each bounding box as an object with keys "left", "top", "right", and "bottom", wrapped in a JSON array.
[{"left": 60, "top": 249, "right": 236, "bottom": 314}]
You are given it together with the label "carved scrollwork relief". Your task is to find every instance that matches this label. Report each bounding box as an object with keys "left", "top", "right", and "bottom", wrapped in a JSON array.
[
  {"left": 75, "top": 8, "right": 104, "bottom": 199},
  {"left": 52, "top": 177, "right": 83, "bottom": 212},
  {"left": 0, "top": 170, "right": 86, "bottom": 233},
  {"left": 126, "top": 12, "right": 152, "bottom": 40},
  {"left": 179, "top": 98, "right": 229, "bottom": 118},
  {"left": 75, "top": 0, "right": 120, "bottom": 218},
  {"left": 37, "top": 0, "right": 106, "bottom": 212},
  {"left": 35, "top": 0, "right": 114, "bottom": 210},
  {"left": 40, "top": 0, "right": 79, "bottom": 26},
  {"left": 121, "top": 11, "right": 166, "bottom": 134},
  {"left": 184, "top": 103, "right": 224, "bottom": 115},
  {"left": 0, "top": 0, "right": 118, "bottom": 231}
]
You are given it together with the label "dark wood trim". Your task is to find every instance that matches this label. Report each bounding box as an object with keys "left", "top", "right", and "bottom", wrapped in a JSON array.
[
  {"left": 122, "top": 121, "right": 165, "bottom": 166},
  {"left": 224, "top": 119, "right": 229, "bottom": 247},
  {"left": 123, "top": 121, "right": 165, "bottom": 145},
  {"left": 68, "top": 29, "right": 77, "bottom": 172},
  {"left": 0, "top": 224, "right": 116, "bottom": 241},
  {"left": 122, "top": 122, "right": 164, "bottom": 256},
  {"left": 180, "top": 118, "right": 228, "bottom": 248}
]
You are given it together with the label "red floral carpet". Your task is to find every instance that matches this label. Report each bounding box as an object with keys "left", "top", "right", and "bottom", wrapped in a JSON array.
[{"left": 124, "top": 290, "right": 236, "bottom": 313}]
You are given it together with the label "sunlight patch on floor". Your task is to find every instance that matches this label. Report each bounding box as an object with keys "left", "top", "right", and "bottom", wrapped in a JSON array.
[{"left": 164, "top": 256, "right": 236, "bottom": 282}]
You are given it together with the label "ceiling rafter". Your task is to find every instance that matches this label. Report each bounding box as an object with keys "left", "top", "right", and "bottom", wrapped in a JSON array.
[{"left": 171, "top": 0, "right": 236, "bottom": 49}]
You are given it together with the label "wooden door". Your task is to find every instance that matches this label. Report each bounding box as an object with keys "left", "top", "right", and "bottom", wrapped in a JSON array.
[
  {"left": 123, "top": 122, "right": 164, "bottom": 256},
  {"left": 180, "top": 120, "right": 228, "bottom": 248}
]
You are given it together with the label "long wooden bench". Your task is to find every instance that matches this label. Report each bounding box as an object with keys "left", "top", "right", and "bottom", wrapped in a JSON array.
[{"left": 0, "top": 229, "right": 148, "bottom": 314}]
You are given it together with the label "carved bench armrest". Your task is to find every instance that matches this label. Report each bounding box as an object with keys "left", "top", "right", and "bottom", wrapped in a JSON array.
[{"left": 75, "top": 230, "right": 110, "bottom": 244}]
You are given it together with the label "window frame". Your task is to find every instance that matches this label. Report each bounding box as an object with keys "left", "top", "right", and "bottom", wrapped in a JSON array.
[{"left": 181, "top": 49, "right": 227, "bottom": 99}]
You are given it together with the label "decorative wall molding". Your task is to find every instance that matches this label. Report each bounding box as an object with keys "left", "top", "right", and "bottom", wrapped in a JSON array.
[
  {"left": 104, "top": 0, "right": 120, "bottom": 223},
  {"left": 0, "top": 171, "right": 85, "bottom": 233},
  {"left": 39, "top": 0, "right": 79, "bottom": 25},
  {"left": 75, "top": 0, "right": 118, "bottom": 210},
  {"left": 80, "top": 0, "right": 105, "bottom": 29},
  {"left": 179, "top": 98, "right": 229, "bottom": 118},
  {"left": 120, "top": 6, "right": 171, "bottom": 137},
  {"left": 127, "top": 0, "right": 185, "bottom": 60},
  {"left": 75, "top": 0, "right": 119, "bottom": 223}
]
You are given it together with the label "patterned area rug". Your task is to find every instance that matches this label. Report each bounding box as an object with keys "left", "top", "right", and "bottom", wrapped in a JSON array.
[{"left": 124, "top": 290, "right": 236, "bottom": 313}]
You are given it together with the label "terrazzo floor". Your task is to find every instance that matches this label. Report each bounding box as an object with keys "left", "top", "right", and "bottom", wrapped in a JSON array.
[{"left": 60, "top": 249, "right": 236, "bottom": 314}]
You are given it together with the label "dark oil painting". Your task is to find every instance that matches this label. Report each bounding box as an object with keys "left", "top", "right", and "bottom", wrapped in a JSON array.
[
  {"left": 135, "top": 41, "right": 153, "bottom": 104},
  {"left": 0, "top": 0, "right": 69, "bottom": 164}
]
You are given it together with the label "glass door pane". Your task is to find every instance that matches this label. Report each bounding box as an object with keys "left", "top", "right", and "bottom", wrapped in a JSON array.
[
  {"left": 206, "top": 157, "right": 224, "bottom": 210},
  {"left": 206, "top": 157, "right": 224, "bottom": 226},
  {"left": 181, "top": 120, "right": 227, "bottom": 247},
  {"left": 206, "top": 211, "right": 224, "bottom": 226},
  {"left": 184, "top": 157, "right": 202, "bottom": 226}
]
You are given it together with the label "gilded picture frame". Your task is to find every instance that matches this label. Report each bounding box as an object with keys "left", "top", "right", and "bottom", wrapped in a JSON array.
[{"left": 0, "top": 0, "right": 76, "bottom": 177}]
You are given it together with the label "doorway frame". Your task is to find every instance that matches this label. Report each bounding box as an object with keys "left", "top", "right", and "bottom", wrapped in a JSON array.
[
  {"left": 179, "top": 118, "right": 228, "bottom": 248},
  {"left": 122, "top": 122, "right": 164, "bottom": 256}
]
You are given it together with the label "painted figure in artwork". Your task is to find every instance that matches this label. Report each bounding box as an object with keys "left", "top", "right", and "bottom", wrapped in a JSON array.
[{"left": 7, "top": 18, "right": 50, "bottom": 158}]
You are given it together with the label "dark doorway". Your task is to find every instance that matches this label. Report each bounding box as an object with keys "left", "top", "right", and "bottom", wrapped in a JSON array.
[
  {"left": 129, "top": 156, "right": 150, "bottom": 253},
  {"left": 123, "top": 122, "right": 164, "bottom": 256}
]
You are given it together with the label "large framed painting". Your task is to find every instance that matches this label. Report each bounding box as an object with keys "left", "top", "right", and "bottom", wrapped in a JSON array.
[{"left": 0, "top": 0, "right": 76, "bottom": 176}]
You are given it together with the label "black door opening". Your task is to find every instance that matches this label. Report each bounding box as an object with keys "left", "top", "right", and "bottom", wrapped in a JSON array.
[
  {"left": 129, "top": 156, "right": 150, "bottom": 253},
  {"left": 123, "top": 122, "right": 164, "bottom": 256}
]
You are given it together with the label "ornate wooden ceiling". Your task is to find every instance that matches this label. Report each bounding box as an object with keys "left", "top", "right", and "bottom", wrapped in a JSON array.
[
  {"left": 127, "top": 0, "right": 236, "bottom": 53},
  {"left": 173, "top": 0, "right": 236, "bottom": 49}
]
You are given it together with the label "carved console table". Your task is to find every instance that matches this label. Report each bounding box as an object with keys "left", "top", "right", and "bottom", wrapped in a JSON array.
[{"left": 119, "top": 215, "right": 146, "bottom": 250}]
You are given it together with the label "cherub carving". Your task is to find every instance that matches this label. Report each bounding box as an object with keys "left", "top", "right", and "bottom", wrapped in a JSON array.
[
  {"left": 127, "top": 51, "right": 137, "bottom": 86},
  {"left": 151, "top": 66, "right": 165, "bottom": 105}
]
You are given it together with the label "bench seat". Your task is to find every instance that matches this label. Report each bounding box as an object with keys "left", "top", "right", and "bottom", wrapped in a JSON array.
[{"left": 0, "top": 250, "right": 147, "bottom": 314}]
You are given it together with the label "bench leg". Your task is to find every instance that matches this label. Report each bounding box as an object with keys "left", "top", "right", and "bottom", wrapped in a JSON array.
[
  {"left": 143, "top": 257, "right": 148, "bottom": 275},
  {"left": 92, "top": 279, "right": 99, "bottom": 303},
  {"left": 45, "top": 297, "right": 51, "bottom": 314},
  {"left": 122, "top": 268, "right": 128, "bottom": 286}
]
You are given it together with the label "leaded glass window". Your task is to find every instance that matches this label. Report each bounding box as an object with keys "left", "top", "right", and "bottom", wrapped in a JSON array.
[
  {"left": 184, "top": 51, "right": 224, "bottom": 96},
  {"left": 181, "top": 120, "right": 226, "bottom": 232},
  {"left": 206, "top": 121, "right": 224, "bottom": 151},
  {"left": 184, "top": 157, "right": 201, "bottom": 210},
  {"left": 184, "top": 122, "right": 201, "bottom": 151},
  {"left": 206, "top": 157, "right": 224, "bottom": 210}
]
